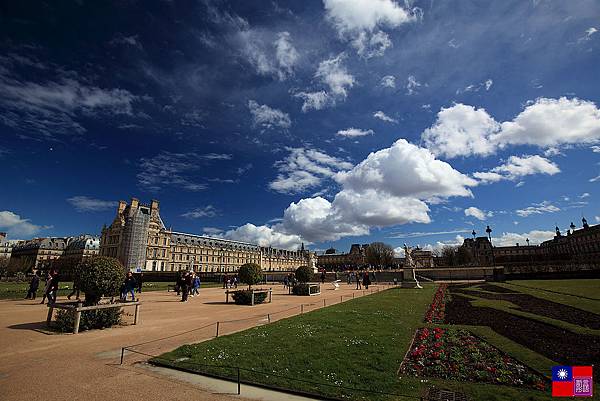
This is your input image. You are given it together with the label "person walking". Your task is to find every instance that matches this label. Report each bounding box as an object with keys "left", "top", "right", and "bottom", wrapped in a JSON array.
[
  {"left": 67, "top": 273, "right": 80, "bottom": 300},
  {"left": 320, "top": 271, "right": 326, "bottom": 284},
  {"left": 46, "top": 269, "right": 60, "bottom": 304},
  {"left": 283, "top": 275, "right": 289, "bottom": 289},
  {"left": 136, "top": 273, "right": 143, "bottom": 294},
  {"left": 355, "top": 271, "right": 362, "bottom": 290},
  {"left": 346, "top": 271, "right": 352, "bottom": 285},
  {"left": 192, "top": 273, "right": 201, "bottom": 296},
  {"left": 25, "top": 272, "right": 40, "bottom": 300},
  {"left": 40, "top": 272, "right": 52, "bottom": 304},
  {"left": 233, "top": 276, "right": 238, "bottom": 289},
  {"left": 121, "top": 272, "right": 137, "bottom": 301},
  {"left": 222, "top": 274, "right": 228, "bottom": 289},
  {"left": 180, "top": 272, "right": 190, "bottom": 302},
  {"left": 363, "top": 270, "right": 371, "bottom": 290}
]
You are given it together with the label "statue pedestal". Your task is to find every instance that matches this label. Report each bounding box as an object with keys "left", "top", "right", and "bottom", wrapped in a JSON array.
[{"left": 401, "top": 267, "right": 422, "bottom": 289}]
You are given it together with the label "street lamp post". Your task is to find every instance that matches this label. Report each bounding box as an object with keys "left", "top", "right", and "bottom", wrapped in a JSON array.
[{"left": 485, "top": 225, "right": 495, "bottom": 267}]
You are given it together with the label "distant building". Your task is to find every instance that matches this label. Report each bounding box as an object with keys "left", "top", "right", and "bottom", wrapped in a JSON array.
[
  {"left": 100, "top": 197, "right": 313, "bottom": 272},
  {"left": 100, "top": 198, "right": 171, "bottom": 272},
  {"left": 0, "top": 233, "right": 19, "bottom": 261},
  {"left": 9, "top": 237, "right": 68, "bottom": 272},
  {"left": 459, "top": 218, "right": 600, "bottom": 267},
  {"left": 317, "top": 244, "right": 368, "bottom": 270}
]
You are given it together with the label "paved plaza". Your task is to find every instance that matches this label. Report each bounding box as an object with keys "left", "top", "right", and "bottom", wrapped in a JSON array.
[{"left": 0, "top": 283, "right": 386, "bottom": 401}]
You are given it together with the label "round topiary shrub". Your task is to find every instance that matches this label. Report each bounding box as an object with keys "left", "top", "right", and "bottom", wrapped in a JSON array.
[
  {"left": 238, "top": 263, "right": 262, "bottom": 289},
  {"left": 54, "top": 256, "right": 125, "bottom": 333},
  {"left": 78, "top": 256, "right": 126, "bottom": 305},
  {"left": 295, "top": 265, "right": 312, "bottom": 283}
]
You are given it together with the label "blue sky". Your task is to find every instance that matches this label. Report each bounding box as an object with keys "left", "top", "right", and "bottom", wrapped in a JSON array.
[{"left": 1, "top": 0, "right": 599, "bottom": 254}]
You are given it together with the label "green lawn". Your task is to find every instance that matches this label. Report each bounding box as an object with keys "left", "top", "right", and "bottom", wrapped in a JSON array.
[
  {"left": 500, "top": 279, "right": 600, "bottom": 314},
  {"left": 154, "top": 285, "right": 557, "bottom": 401},
  {"left": 0, "top": 280, "right": 221, "bottom": 299}
]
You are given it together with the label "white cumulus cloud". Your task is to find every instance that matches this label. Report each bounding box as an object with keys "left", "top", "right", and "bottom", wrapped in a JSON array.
[
  {"left": 422, "top": 97, "right": 600, "bottom": 158},
  {"left": 464, "top": 207, "right": 492, "bottom": 221},
  {"left": 474, "top": 155, "right": 560, "bottom": 183},
  {"left": 0, "top": 211, "right": 51, "bottom": 238},
  {"left": 515, "top": 201, "right": 560, "bottom": 217},
  {"left": 380, "top": 75, "right": 396, "bottom": 88},
  {"left": 336, "top": 127, "right": 374, "bottom": 137}
]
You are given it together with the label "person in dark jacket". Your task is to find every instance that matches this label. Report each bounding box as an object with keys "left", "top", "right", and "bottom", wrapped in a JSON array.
[
  {"left": 136, "top": 273, "right": 143, "bottom": 293},
  {"left": 25, "top": 272, "right": 40, "bottom": 299},
  {"left": 362, "top": 270, "right": 371, "bottom": 289},
  {"left": 180, "top": 272, "right": 190, "bottom": 302},
  {"left": 121, "top": 272, "right": 137, "bottom": 301},
  {"left": 47, "top": 269, "right": 60, "bottom": 304},
  {"left": 356, "top": 271, "right": 362, "bottom": 290}
]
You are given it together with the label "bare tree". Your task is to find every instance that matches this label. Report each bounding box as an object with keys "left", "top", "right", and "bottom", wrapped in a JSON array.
[{"left": 365, "top": 242, "right": 395, "bottom": 269}]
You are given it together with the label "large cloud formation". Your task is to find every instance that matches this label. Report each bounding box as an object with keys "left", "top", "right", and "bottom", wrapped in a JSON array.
[
  {"left": 227, "top": 139, "right": 476, "bottom": 247},
  {"left": 422, "top": 97, "right": 600, "bottom": 158}
]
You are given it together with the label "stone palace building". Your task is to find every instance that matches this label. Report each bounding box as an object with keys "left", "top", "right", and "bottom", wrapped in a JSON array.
[{"left": 99, "top": 198, "right": 315, "bottom": 273}]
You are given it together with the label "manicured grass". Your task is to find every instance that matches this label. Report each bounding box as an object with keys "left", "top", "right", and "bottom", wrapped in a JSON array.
[
  {"left": 154, "top": 285, "right": 555, "bottom": 401},
  {"left": 500, "top": 279, "right": 600, "bottom": 314}
]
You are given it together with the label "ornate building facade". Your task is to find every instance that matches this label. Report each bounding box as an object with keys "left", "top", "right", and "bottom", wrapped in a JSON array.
[
  {"left": 100, "top": 198, "right": 312, "bottom": 272},
  {"left": 459, "top": 218, "right": 600, "bottom": 267},
  {"left": 317, "top": 244, "right": 368, "bottom": 270},
  {"left": 9, "top": 237, "right": 68, "bottom": 271}
]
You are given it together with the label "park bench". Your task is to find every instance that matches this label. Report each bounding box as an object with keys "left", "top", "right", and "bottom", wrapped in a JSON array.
[{"left": 46, "top": 299, "right": 141, "bottom": 334}]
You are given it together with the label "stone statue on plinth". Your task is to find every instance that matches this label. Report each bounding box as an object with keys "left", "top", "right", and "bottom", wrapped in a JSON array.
[{"left": 401, "top": 244, "right": 422, "bottom": 289}]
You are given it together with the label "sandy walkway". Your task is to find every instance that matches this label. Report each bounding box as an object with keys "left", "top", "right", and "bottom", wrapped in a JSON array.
[{"left": 0, "top": 283, "right": 389, "bottom": 401}]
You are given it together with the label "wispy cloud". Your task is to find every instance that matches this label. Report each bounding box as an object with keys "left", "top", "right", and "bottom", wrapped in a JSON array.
[
  {"left": 248, "top": 100, "right": 291, "bottom": 130},
  {"left": 0, "top": 54, "right": 138, "bottom": 138},
  {"left": 336, "top": 127, "right": 374, "bottom": 138},
  {"left": 67, "top": 196, "right": 116, "bottom": 212},
  {"left": 515, "top": 201, "right": 560, "bottom": 217},
  {"left": 137, "top": 151, "right": 232, "bottom": 192},
  {"left": 388, "top": 229, "right": 471, "bottom": 239},
  {"left": 373, "top": 111, "right": 397, "bottom": 123},
  {"left": 181, "top": 205, "right": 219, "bottom": 219},
  {"left": 269, "top": 147, "right": 353, "bottom": 194}
]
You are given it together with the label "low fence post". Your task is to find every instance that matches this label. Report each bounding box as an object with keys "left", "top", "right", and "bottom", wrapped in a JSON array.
[
  {"left": 267, "top": 314, "right": 271, "bottom": 323},
  {"left": 237, "top": 367, "right": 241, "bottom": 395},
  {"left": 216, "top": 321, "right": 220, "bottom": 337},
  {"left": 323, "top": 299, "right": 326, "bottom": 307},
  {"left": 301, "top": 304, "right": 304, "bottom": 314},
  {"left": 134, "top": 304, "right": 140, "bottom": 325},
  {"left": 120, "top": 347, "right": 125, "bottom": 365},
  {"left": 73, "top": 302, "right": 83, "bottom": 335},
  {"left": 46, "top": 305, "right": 54, "bottom": 327},
  {"left": 340, "top": 295, "right": 343, "bottom": 303}
]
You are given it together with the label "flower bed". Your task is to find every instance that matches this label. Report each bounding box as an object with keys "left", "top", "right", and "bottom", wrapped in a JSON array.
[
  {"left": 423, "top": 284, "right": 448, "bottom": 323},
  {"left": 400, "top": 327, "right": 546, "bottom": 391}
]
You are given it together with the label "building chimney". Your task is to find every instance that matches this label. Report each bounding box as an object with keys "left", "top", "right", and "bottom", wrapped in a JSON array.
[
  {"left": 130, "top": 197, "right": 139, "bottom": 210},
  {"left": 151, "top": 199, "right": 159, "bottom": 211},
  {"left": 118, "top": 200, "right": 127, "bottom": 214}
]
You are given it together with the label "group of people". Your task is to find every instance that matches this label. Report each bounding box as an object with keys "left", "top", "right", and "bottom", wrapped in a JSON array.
[
  {"left": 25, "top": 269, "right": 60, "bottom": 304},
  {"left": 350, "top": 271, "right": 371, "bottom": 290},
  {"left": 175, "top": 271, "right": 201, "bottom": 302},
  {"left": 221, "top": 274, "right": 238, "bottom": 289},
  {"left": 282, "top": 273, "right": 299, "bottom": 289}
]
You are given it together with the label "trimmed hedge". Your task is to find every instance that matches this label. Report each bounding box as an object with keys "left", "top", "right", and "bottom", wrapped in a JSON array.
[
  {"left": 295, "top": 265, "right": 312, "bottom": 283},
  {"left": 55, "top": 308, "right": 122, "bottom": 332},
  {"left": 231, "top": 290, "right": 268, "bottom": 305}
]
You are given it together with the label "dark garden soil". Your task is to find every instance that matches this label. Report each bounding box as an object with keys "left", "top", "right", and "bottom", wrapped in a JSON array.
[
  {"left": 445, "top": 289, "right": 600, "bottom": 380},
  {"left": 456, "top": 284, "right": 600, "bottom": 330},
  {"left": 477, "top": 284, "right": 520, "bottom": 294}
]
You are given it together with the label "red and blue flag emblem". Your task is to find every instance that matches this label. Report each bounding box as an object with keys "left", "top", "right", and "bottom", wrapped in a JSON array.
[{"left": 552, "top": 366, "right": 593, "bottom": 397}]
